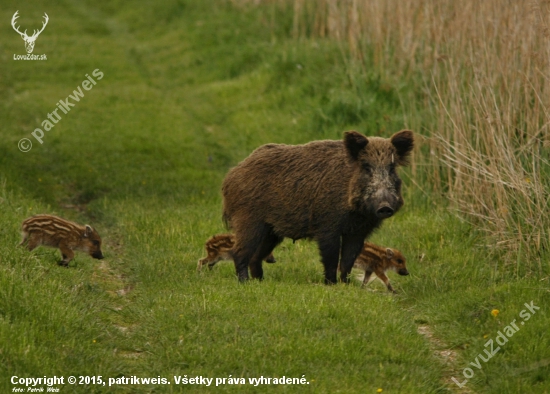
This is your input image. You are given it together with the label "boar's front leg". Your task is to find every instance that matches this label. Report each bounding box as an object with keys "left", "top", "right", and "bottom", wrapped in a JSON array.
[
  {"left": 339, "top": 234, "right": 365, "bottom": 284},
  {"left": 317, "top": 236, "right": 341, "bottom": 285}
]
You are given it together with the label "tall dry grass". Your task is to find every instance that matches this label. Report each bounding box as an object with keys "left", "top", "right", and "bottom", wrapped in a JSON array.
[{"left": 236, "top": 0, "right": 550, "bottom": 273}]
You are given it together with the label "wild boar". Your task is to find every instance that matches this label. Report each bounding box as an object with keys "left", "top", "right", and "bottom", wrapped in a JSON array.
[
  {"left": 354, "top": 242, "right": 409, "bottom": 293},
  {"left": 20, "top": 214, "right": 104, "bottom": 266},
  {"left": 222, "top": 130, "right": 414, "bottom": 283},
  {"left": 197, "top": 233, "right": 276, "bottom": 271}
]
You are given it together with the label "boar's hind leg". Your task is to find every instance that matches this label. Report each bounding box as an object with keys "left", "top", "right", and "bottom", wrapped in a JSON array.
[
  {"left": 317, "top": 237, "right": 341, "bottom": 285},
  {"left": 249, "top": 231, "right": 283, "bottom": 280},
  {"left": 339, "top": 234, "right": 365, "bottom": 284},
  {"left": 232, "top": 223, "right": 268, "bottom": 282},
  {"left": 231, "top": 248, "right": 250, "bottom": 282}
]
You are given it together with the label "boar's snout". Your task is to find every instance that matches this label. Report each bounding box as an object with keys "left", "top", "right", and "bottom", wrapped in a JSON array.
[
  {"left": 92, "top": 251, "right": 104, "bottom": 260},
  {"left": 372, "top": 187, "right": 401, "bottom": 219},
  {"left": 398, "top": 268, "right": 409, "bottom": 276},
  {"left": 376, "top": 205, "right": 395, "bottom": 219},
  {"left": 367, "top": 179, "right": 403, "bottom": 220}
]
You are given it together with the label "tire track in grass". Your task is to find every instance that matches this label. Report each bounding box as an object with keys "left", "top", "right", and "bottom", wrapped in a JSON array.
[
  {"left": 356, "top": 264, "right": 469, "bottom": 391},
  {"left": 67, "top": 0, "right": 152, "bottom": 84},
  {"left": 92, "top": 231, "right": 146, "bottom": 363},
  {"left": 416, "top": 324, "right": 474, "bottom": 393},
  {"left": 63, "top": 0, "right": 154, "bottom": 364}
]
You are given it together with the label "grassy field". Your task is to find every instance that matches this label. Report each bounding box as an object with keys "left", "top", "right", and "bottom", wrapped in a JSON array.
[{"left": 1, "top": 1, "right": 549, "bottom": 393}]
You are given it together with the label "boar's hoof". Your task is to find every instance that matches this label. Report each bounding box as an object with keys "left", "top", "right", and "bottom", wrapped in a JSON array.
[
  {"left": 237, "top": 273, "right": 249, "bottom": 283},
  {"left": 376, "top": 206, "right": 394, "bottom": 219},
  {"left": 58, "top": 260, "right": 69, "bottom": 267}
]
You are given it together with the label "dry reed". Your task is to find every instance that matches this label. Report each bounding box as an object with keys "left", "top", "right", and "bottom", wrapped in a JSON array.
[{"left": 233, "top": 0, "right": 550, "bottom": 272}]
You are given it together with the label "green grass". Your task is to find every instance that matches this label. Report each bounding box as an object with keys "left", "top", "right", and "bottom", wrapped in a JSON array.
[{"left": 1, "top": 1, "right": 549, "bottom": 393}]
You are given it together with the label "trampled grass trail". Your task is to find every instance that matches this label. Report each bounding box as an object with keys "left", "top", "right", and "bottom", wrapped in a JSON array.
[{"left": 1, "top": 1, "right": 549, "bottom": 393}]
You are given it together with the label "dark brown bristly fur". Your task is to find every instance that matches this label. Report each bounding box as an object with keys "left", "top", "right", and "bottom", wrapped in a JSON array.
[
  {"left": 354, "top": 242, "right": 409, "bottom": 293},
  {"left": 20, "top": 214, "right": 104, "bottom": 267},
  {"left": 197, "top": 234, "right": 276, "bottom": 271},
  {"left": 222, "top": 130, "right": 414, "bottom": 284}
]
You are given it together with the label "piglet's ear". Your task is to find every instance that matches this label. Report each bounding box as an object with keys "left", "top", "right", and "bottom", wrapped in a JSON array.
[
  {"left": 391, "top": 130, "right": 414, "bottom": 166},
  {"left": 344, "top": 131, "right": 368, "bottom": 160},
  {"left": 84, "top": 225, "right": 93, "bottom": 237},
  {"left": 386, "top": 248, "right": 394, "bottom": 259}
]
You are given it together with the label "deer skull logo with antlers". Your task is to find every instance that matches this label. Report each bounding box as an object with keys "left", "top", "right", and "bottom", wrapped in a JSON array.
[{"left": 11, "top": 11, "right": 49, "bottom": 54}]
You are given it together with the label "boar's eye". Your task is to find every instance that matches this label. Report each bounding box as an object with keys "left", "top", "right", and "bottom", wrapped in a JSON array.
[
  {"left": 92, "top": 240, "right": 100, "bottom": 246},
  {"left": 361, "top": 163, "right": 372, "bottom": 172},
  {"left": 397, "top": 259, "right": 404, "bottom": 265}
]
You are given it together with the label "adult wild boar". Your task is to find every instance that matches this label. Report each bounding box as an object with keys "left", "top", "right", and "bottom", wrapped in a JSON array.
[{"left": 222, "top": 130, "right": 414, "bottom": 284}]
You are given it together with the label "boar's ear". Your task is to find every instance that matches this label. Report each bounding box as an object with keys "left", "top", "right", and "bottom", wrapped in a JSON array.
[
  {"left": 386, "top": 248, "right": 394, "bottom": 259},
  {"left": 344, "top": 131, "right": 368, "bottom": 160},
  {"left": 84, "top": 225, "right": 93, "bottom": 237},
  {"left": 391, "top": 130, "right": 414, "bottom": 166}
]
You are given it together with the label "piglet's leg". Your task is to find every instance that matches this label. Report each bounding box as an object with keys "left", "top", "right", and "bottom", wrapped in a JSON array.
[
  {"left": 19, "top": 232, "right": 29, "bottom": 247},
  {"left": 362, "top": 270, "right": 374, "bottom": 287},
  {"left": 197, "top": 257, "right": 208, "bottom": 271},
  {"left": 207, "top": 256, "right": 224, "bottom": 270},
  {"left": 264, "top": 253, "right": 276, "bottom": 263},
  {"left": 59, "top": 244, "right": 74, "bottom": 267},
  {"left": 26, "top": 234, "right": 41, "bottom": 251},
  {"left": 376, "top": 271, "right": 396, "bottom": 293}
]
